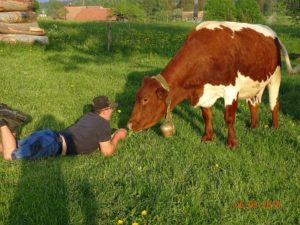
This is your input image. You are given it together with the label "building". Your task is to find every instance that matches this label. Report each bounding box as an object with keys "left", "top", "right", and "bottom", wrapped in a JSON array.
[
  {"left": 182, "top": 11, "right": 204, "bottom": 21},
  {"left": 65, "top": 6, "right": 116, "bottom": 21}
]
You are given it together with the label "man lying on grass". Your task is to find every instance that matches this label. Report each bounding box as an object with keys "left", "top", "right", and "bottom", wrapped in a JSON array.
[{"left": 0, "top": 96, "right": 127, "bottom": 160}]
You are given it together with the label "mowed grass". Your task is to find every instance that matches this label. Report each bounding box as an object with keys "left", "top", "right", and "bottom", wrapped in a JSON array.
[{"left": 0, "top": 20, "right": 299, "bottom": 225}]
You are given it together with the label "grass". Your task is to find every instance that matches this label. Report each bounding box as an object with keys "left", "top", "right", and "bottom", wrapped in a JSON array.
[{"left": 0, "top": 20, "right": 300, "bottom": 225}]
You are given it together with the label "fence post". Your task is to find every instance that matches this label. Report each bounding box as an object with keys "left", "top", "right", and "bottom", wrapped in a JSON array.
[{"left": 107, "top": 22, "right": 112, "bottom": 52}]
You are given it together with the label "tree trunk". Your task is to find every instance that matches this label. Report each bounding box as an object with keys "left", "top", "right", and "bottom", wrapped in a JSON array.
[
  {"left": 193, "top": 0, "right": 199, "bottom": 20},
  {"left": 0, "top": 34, "right": 48, "bottom": 44},
  {"left": 0, "top": 11, "right": 36, "bottom": 23},
  {"left": 0, "top": 22, "right": 45, "bottom": 35},
  {"left": 0, "top": 0, "right": 32, "bottom": 12}
]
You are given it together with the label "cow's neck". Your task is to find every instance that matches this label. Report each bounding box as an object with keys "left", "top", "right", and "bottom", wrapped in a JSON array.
[{"left": 161, "top": 70, "right": 198, "bottom": 110}]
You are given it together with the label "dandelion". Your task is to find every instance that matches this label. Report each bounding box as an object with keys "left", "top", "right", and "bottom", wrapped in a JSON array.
[
  {"left": 141, "top": 210, "right": 147, "bottom": 216},
  {"left": 117, "top": 220, "right": 124, "bottom": 225},
  {"left": 132, "top": 222, "right": 138, "bottom": 225}
]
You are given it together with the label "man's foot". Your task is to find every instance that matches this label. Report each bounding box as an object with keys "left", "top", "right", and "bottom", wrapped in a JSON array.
[{"left": 0, "top": 103, "right": 28, "bottom": 131}]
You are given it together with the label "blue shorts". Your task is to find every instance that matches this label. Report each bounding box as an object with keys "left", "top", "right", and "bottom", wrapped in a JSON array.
[{"left": 11, "top": 129, "right": 61, "bottom": 160}]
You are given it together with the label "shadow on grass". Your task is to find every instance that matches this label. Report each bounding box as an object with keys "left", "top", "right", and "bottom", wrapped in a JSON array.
[
  {"left": 173, "top": 99, "right": 228, "bottom": 142},
  {"left": 5, "top": 114, "right": 98, "bottom": 225},
  {"left": 5, "top": 115, "right": 70, "bottom": 225},
  {"left": 272, "top": 24, "right": 300, "bottom": 41},
  {"left": 279, "top": 78, "right": 300, "bottom": 121},
  {"left": 79, "top": 178, "right": 98, "bottom": 225}
]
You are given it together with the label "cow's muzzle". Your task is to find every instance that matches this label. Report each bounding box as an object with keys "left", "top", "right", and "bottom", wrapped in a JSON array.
[{"left": 127, "top": 122, "right": 133, "bottom": 130}]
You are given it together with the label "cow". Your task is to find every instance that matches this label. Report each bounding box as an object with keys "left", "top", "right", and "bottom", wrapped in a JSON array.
[{"left": 127, "top": 21, "right": 300, "bottom": 148}]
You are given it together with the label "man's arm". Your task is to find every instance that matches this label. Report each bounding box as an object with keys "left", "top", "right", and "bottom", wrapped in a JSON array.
[{"left": 99, "top": 128, "right": 127, "bottom": 156}]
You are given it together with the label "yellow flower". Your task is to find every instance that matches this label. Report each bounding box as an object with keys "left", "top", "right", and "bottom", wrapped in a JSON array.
[
  {"left": 117, "top": 220, "right": 124, "bottom": 225},
  {"left": 132, "top": 222, "right": 138, "bottom": 225},
  {"left": 141, "top": 210, "right": 147, "bottom": 216},
  {"left": 117, "top": 109, "right": 122, "bottom": 113}
]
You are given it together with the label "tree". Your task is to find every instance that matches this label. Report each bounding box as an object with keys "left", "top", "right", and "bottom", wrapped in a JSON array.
[
  {"left": 236, "top": 0, "right": 264, "bottom": 23},
  {"left": 286, "top": 0, "right": 300, "bottom": 25},
  {"left": 274, "top": 0, "right": 287, "bottom": 16},
  {"left": 112, "top": 2, "right": 146, "bottom": 21},
  {"left": 135, "top": 0, "right": 174, "bottom": 21},
  {"left": 256, "top": 0, "right": 276, "bottom": 15},
  {"left": 32, "top": 0, "right": 41, "bottom": 13},
  {"left": 193, "top": 0, "right": 198, "bottom": 19},
  {"left": 204, "top": 0, "right": 236, "bottom": 21},
  {"left": 47, "top": 0, "right": 66, "bottom": 19}
]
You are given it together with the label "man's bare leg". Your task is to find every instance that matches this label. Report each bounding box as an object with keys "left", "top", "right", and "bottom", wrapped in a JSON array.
[{"left": 0, "top": 125, "right": 17, "bottom": 160}]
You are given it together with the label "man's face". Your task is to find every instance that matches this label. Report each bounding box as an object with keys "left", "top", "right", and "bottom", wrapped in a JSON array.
[
  {"left": 106, "top": 107, "right": 113, "bottom": 120},
  {"left": 98, "top": 107, "right": 114, "bottom": 121}
]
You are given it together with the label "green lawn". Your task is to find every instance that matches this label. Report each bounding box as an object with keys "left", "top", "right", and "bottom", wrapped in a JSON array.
[{"left": 0, "top": 20, "right": 299, "bottom": 225}]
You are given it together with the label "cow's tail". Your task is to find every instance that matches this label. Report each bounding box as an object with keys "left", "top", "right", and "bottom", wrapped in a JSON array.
[{"left": 278, "top": 38, "right": 300, "bottom": 75}]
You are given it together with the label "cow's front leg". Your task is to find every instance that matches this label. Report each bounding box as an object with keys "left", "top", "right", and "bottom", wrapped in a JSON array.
[
  {"left": 200, "top": 106, "right": 214, "bottom": 142},
  {"left": 225, "top": 98, "right": 238, "bottom": 148}
]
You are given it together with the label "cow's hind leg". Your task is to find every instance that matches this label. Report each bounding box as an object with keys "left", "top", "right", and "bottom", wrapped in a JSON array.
[
  {"left": 248, "top": 101, "right": 259, "bottom": 128},
  {"left": 268, "top": 67, "right": 281, "bottom": 128},
  {"left": 247, "top": 89, "right": 264, "bottom": 128},
  {"left": 200, "top": 107, "right": 214, "bottom": 142},
  {"left": 224, "top": 90, "right": 239, "bottom": 148}
]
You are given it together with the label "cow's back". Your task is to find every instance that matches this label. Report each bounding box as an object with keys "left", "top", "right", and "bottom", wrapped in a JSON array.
[{"left": 163, "top": 21, "right": 281, "bottom": 88}]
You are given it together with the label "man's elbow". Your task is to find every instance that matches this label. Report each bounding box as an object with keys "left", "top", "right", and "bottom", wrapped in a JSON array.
[
  {"left": 102, "top": 151, "right": 114, "bottom": 157},
  {"left": 99, "top": 148, "right": 114, "bottom": 157}
]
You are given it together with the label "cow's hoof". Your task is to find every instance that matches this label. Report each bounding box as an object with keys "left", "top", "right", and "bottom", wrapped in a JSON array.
[
  {"left": 226, "top": 138, "right": 238, "bottom": 149},
  {"left": 201, "top": 134, "right": 214, "bottom": 142}
]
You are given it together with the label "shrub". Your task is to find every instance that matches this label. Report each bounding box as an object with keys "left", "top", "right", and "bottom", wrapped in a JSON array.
[
  {"left": 204, "top": 0, "right": 236, "bottom": 21},
  {"left": 112, "top": 2, "right": 146, "bottom": 22},
  {"left": 236, "top": 0, "right": 265, "bottom": 23}
]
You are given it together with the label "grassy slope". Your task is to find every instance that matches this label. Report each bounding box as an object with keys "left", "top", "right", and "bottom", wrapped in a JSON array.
[{"left": 0, "top": 20, "right": 299, "bottom": 225}]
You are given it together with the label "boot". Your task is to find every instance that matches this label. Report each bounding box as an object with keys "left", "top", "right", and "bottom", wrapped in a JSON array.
[{"left": 0, "top": 103, "right": 28, "bottom": 131}]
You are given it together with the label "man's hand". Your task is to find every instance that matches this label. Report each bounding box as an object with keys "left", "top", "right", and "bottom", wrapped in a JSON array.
[
  {"left": 113, "top": 128, "right": 127, "bottom": 140},
  {"left": 99, "top": 128, "right": 127, "bottom": 157}
]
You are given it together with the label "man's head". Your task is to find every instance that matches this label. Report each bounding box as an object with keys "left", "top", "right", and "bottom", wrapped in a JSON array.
[{"left": 92, "top": 96, "right": 118, "bottom": 120}]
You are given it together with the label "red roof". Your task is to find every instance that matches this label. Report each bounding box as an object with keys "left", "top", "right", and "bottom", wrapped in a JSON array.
[{"left": 65, "top": 6, "right": 116, "bottom": 21}]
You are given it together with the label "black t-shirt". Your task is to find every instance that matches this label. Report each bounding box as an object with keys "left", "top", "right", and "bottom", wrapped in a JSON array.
[{"left": 65, "top": 112, "right": 111, "bottom": 154}]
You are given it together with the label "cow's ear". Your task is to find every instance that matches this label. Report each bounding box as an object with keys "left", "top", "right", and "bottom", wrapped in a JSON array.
[{"left": 156, "top": 87, "right": 168, "bottom": 100}]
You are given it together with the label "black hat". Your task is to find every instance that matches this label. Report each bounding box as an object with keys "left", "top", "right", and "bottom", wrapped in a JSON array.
[{"left": 92, "top": 96, "right": 118, "bottom": 112}]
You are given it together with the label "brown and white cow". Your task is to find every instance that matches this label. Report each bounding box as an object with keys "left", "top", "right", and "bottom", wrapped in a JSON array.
[{"left": 127, "top": 21, "right": 300, "bottom": 148}]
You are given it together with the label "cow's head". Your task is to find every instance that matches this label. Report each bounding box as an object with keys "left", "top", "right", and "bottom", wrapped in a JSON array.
[{"left": 127, "top": 76, "right": 169, "bottom": 132}]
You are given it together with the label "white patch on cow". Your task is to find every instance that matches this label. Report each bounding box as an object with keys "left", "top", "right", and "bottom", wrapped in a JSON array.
[
  {"left": 195, "top": 83, "right": 238, "bottom": 108},
  {"left": 195, "top": 84, "right": 224, "bottom": 107},
  {"left": 237, "top": 71, "right": 272, "bottom": 100},
  {"left": 195, "top": 21, "right": 276, "bottom": 38},
  {"left": 195, "top": 68, "right": 280, "bottom": 108}
]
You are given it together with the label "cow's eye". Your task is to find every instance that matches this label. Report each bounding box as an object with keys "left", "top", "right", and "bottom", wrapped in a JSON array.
[{"left": 142, "top": 97, "right": 149, "bottom": 104}]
